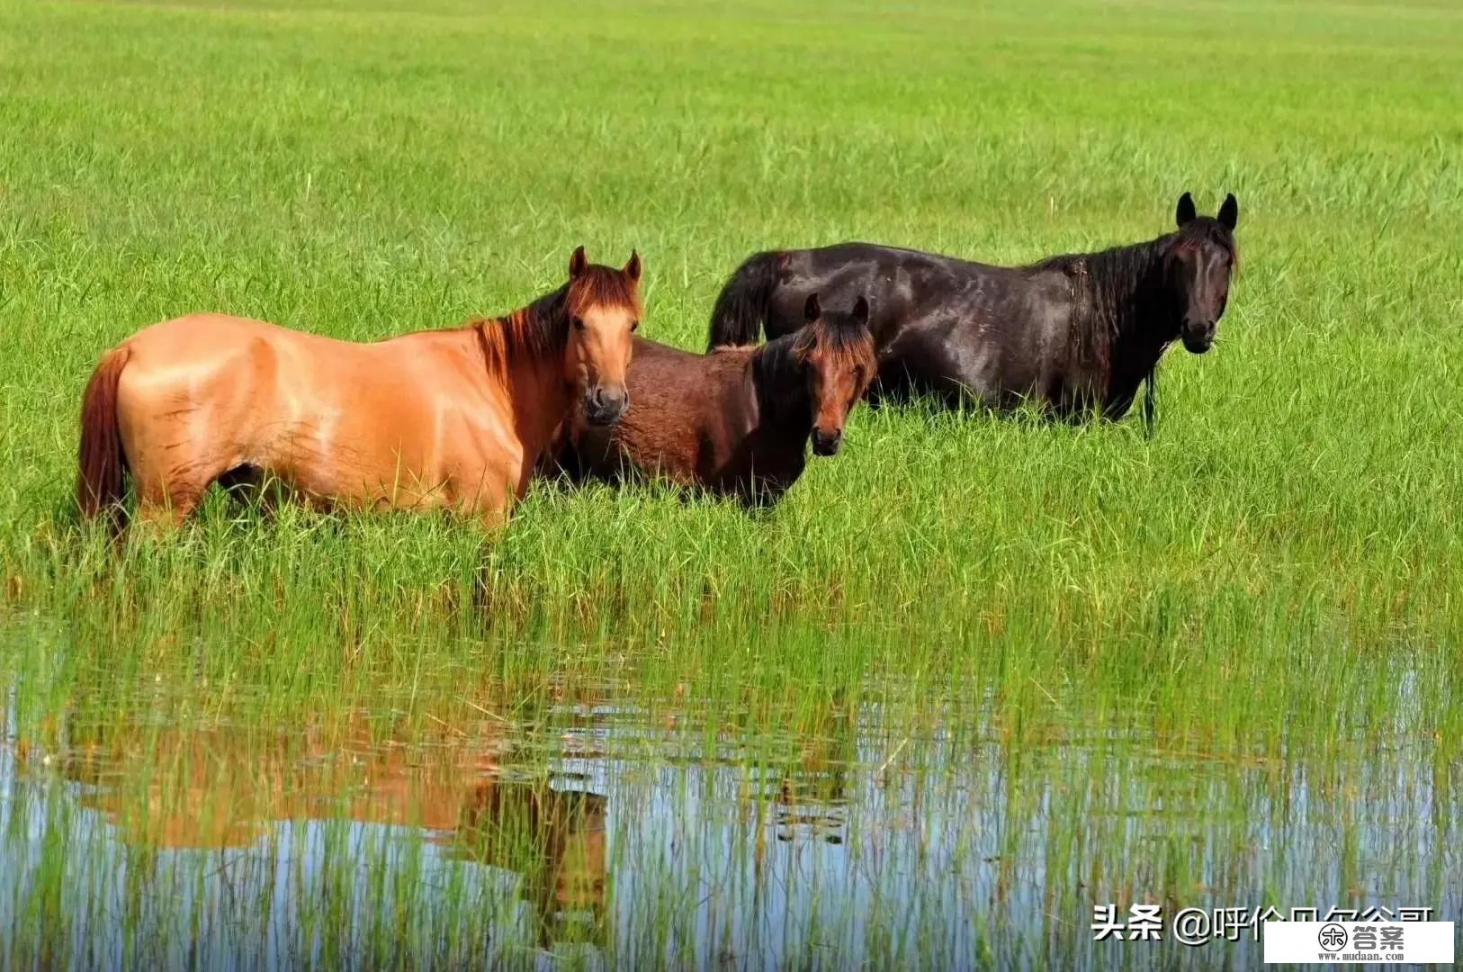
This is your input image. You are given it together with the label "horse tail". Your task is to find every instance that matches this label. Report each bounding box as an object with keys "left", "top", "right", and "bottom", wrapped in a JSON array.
[
  {"left": 77, "top": 346, "right": 132, "bottom": 524},
  {"left": 707, "top": 251, "right": 781, "bottom": 350}
]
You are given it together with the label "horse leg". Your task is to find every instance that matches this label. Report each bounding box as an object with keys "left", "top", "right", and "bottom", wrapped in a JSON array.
[
  {"left": 134, "top": 478, "right": 206, "bottom": 530},
  {"left": 115, "top": 360, "right": 256, "bottom": 531},
  {"left": 217, "top": 464, "right": 289, "bottom": 518},
  {"left": 453, "top": 480, "right": 511, "bottom": 533},
  {"left": 452, "top": 463, "right": 515, "bottom": 533},
  {"left": 476, "top": 476, "right": 515, "bottom": 533},
  {"left": 217, "top": 465, "right": 261, "bottom": 503},
  {"left": 479, "top": 505, "right": 510, "bottom": 533},
  {"left": 132, "top": 454, "right": 236, "bottom": 530}
]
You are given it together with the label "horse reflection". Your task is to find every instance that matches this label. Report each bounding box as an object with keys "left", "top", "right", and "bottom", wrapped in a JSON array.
[
  {"left": 761, "top": 694, "right": 857, "bottom": 848},
  {"left": 451, "top": 782, "right": 607, "bottom": 943},
  {"left": 58, "top": 724, "right": 607, "bottom": 947}
]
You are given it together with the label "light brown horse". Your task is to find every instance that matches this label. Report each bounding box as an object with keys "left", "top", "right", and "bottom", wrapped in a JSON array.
[{"left": 77, "top": 246, "right": 643, "bottom": 529}]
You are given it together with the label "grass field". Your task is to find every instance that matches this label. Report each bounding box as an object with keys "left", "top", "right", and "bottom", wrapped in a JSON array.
[{"left": 2, "top": 0, "right": 1462, "bottom": 968}]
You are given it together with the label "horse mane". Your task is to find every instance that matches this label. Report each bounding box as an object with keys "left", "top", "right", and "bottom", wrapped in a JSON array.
[
  {"left": 1050, "top": 239, "right": 1163, "bottom": 372},
  {"left": 1172, "top": 219, "right": 1242, "bottom": 274},
  {"left": 472, "top": 265, "right": 641, "bottom": 380},
  {"left": 566, "top": 264, "right": 643, "bottom": 322},
  {"left": 754, "top": 313, "right": 877, "bottom": 419},
  {"left": 473, "top": 289, "right": 567, "bottom": 379},
  {"left": 752, "top": 331, "right": 805, "bottom": 415},
  {"left": 1026, "top": 221, "right": 1237, "bottom": 376},
  {"left": 790, "top": 315, "right": 878, "bottom": 369}
]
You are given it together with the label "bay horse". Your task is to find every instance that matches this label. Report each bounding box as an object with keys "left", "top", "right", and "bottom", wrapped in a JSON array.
[
  {"left": 558, "top": 293, "right": 877, "bottom": 506},
  {"left": 707, "top": 192, "right": 1240, "bottom": 426},
  {"left": 77, "top": 246, "right": 643, "bottom": 529}
]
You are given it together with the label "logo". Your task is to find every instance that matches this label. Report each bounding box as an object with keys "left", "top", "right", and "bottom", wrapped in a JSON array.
[{"left": 1267, "top": 919, "right": 1453, "bottom": 964}]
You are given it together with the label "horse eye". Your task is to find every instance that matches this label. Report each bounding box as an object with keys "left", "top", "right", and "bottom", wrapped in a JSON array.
[
  {"left": 631, "top": 320, "right": 640, "bottom": 333},
  {"left": 572, "top": 316, "right": 585, "bottom": 331}
]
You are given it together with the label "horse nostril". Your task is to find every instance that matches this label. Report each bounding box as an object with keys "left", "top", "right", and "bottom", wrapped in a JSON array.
[
  {"left": 813, "top": 429, "right": 843, "bottom": 455},
  {"left": 585, "top": 386, "right": 628, "bottom": 425}
]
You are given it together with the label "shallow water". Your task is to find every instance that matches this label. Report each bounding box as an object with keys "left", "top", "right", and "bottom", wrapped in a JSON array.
[{"left": 2, "top": 683, "right": 1459, "bottom": 970}]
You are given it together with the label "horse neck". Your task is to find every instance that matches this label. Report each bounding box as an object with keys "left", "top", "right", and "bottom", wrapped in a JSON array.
[
  {"left": 476, "top": 296, "right": 573, "bottom": 463},
  {"left": 1077, "top": 238, "right": 1179, "bottom": 396},
  {"left": 509, "top": 351, "right": 573, "bottom": 463},
  {"left": 750, "top": 338, "right": 813, "bottom": 447}
]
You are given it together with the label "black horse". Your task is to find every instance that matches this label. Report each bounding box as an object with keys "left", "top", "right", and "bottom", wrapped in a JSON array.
[{"left": 707, "top": 192, "right": 1239, "bottom": 423}]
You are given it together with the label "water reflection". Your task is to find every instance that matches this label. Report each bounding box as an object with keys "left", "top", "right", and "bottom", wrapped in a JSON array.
[
  {"left": 51, "top": 718, "right": 611, "bottom": 953},
  {"left": 451, "top": 781, "right": 608, "bottom": 944},
  {"left": 2, "top": 689, "right": 1459, "bottom": 970}
]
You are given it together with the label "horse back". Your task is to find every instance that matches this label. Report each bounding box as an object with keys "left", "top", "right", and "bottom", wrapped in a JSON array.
[
  {"left": 115, "top": 314, "right": 514, "bottom": 511},
  {"left": 758, "top": 243, "right": 1005, "bottom": 343},
  {"left": 760, "top": 244, "right": 1094, "bottom": 406},
  {"left": 117, "top": 314, "right": 418, "bottom": 425}
]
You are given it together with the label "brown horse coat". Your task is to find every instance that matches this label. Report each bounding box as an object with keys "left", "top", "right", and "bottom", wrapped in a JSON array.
[
  {"left": 78, "top": 248, "right": 643, "bottom": 528},
  {"left": 562, "top": 295, "right": 876, "bottom": 505}
]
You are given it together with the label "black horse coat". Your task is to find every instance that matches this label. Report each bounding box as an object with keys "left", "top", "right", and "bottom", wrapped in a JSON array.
[{"left": 708, "top": 193, "right": 1239, "bottom": 421}]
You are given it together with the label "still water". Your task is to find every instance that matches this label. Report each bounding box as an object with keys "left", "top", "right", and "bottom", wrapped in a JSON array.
[{"left": 1, "top": 685, "right": 1458, "bottom": 970}]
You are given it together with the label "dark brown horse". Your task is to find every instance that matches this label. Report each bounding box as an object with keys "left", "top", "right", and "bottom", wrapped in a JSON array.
[
  {"left": 558, "top": 294, "right": 877, "bottom": 506},
  {"left": 707, "top": 192, "right": 1240, "bottom": 427}
]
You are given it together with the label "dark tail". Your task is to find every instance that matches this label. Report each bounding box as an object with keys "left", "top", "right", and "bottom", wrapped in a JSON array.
[
  {"left": 77, "top": 346, "right": 132, "bottom": 524},
  {"left": 707, "top": 251, "right": 780, "bottom": 350}
]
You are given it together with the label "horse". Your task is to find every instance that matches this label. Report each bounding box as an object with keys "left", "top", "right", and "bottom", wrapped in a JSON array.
[
  {"left": 707, "top": 192, "right": 1240, "bottom": 425},
  {"left": 558, "top": 293, "right": 877, "bottom": 506},
  {"left": 77, "top": 246, "right": 643, "bottom": 530}
]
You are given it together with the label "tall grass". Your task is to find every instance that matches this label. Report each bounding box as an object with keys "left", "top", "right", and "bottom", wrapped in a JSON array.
[{"left": 1, "top": 0, "right": 1461, "bottom": 967}]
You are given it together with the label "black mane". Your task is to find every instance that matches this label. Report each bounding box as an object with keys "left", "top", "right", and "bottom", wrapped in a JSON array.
[
  {"left": 752, "top": 331, "right": 813, "bottom": 429},
  {"left": 1021, "top": 237, "right": 1168, "bottom": 384}
]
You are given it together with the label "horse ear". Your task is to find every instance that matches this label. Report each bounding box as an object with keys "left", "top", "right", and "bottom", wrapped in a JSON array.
[
  {"left": 1175, "top": 192, "right": 1197, "bottom": 227},
  {"left": 623, "top": 249, "right": 642, "bottom": 282},
  {"left": 851, "top": 296, "right": 871, "bottom": 327},
  {"left": 803, "top": 292, "right": 822, "bottom": 323},
  {"left": 569, "top": 245, "right": 589, "bottom": 279},
  {"left": 1218, "top": 193, "right": 1239, "bottom": 231}
]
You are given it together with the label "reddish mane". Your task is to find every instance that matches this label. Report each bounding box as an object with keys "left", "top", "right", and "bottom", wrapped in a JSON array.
[{"left": 473, "top": 262, "right": 643, "bottom": 380}]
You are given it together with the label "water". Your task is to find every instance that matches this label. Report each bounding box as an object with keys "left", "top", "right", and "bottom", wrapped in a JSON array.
[{"left": 2, "top": 686, "right": 1459, "bottom": 970}]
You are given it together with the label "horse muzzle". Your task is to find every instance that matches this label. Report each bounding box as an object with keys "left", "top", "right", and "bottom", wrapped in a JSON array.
[
  {"left": 584, "top": 386, "right": 628, "bottom": 426},
  {"left": 1181, "top": 321, "right": 1215, "bottom": 355},
  {"left": 811, "top": 428, "right": 843, "bottom": 456}
]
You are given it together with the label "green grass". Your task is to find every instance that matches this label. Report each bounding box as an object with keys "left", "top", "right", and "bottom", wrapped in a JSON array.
[{"left": 1, "top": 0, "right": 1462, "bottom": 968}]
